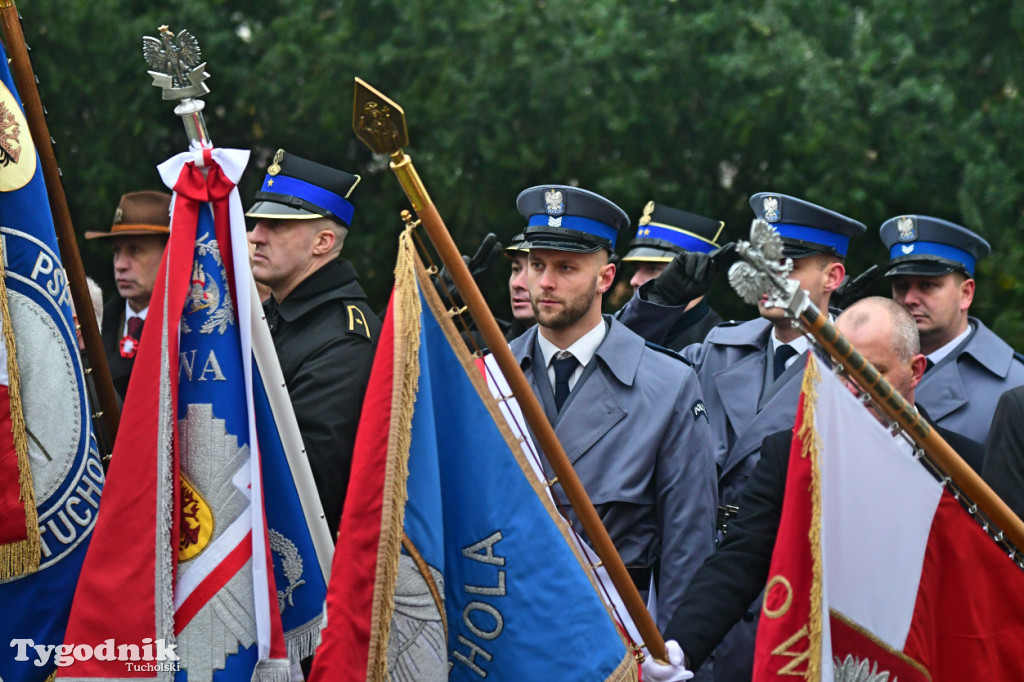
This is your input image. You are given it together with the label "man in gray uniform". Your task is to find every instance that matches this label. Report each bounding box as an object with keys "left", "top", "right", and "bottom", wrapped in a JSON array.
[
  {"left": 680, "top": 192, "right": 865, "bottom": 681},
  {"left": 507, "top": 185, "right": 718, "bottom": 642},
  {"left": 880, "top": 215, "right": 1024, "bottom": 445}
]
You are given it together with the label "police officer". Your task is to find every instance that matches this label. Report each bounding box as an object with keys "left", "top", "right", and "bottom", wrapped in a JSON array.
[
  {"left": 679, "top": 192, "right": 865, "bottom": 682},
  {"left": 880, "top": 215, "right": 1024, "bottom": 445},
  {"left": 507, "top": 185, "right": 718, "bottom": 642},
  {"left": 620, "top": 202, "right": 727, "bottom": 349},
  {"left": 503, "top": 233, "right": 535, "bottom": 340},
  {"left": 246, "top": 151, "right": 381, "bottom": 537},
  {"left": 84, "top": 191, "right": 171, "bottom": 399}
]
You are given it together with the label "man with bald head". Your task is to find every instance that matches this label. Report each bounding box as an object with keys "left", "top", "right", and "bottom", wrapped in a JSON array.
[{"left": 648, "top": 297, "right": 982, "bottom": 678}]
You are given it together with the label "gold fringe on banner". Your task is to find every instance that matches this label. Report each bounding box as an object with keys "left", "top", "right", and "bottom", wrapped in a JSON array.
[
  {"left": 796, "top": 355, "right": 823, "bottom": 681},
  {"left": 0, "top": 232, "right": 40, "bottom": 579},
  {"left": 367, "top": 224, "right": 422, "bottom": 682}
]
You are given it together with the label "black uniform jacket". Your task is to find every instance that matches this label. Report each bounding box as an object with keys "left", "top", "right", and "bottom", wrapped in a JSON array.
[
  {"left": 264, "top": 259, "right": 381, "bottom": 537},
  {"left": 100, "top": 296, "right": 136, "bottom": 400},
  {"left": 662, "top": 299, "right": 723, "bottom": 351},
  {"left": 983, "top": 385, "right": 1024, "bottom": 519},
  {"left": 665, "top": 408, "right": 983, "bottom": 671}
]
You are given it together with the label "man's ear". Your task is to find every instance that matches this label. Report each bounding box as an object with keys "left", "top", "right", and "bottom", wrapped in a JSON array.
[
  {"left": 909, "top": 353, "right": 928, "bottom": 389},
  {"left": 959, "top": 277, "right": 976, "bottom": 312},
  {"left": 824, "top": 261, "right": 846, "bottom": 293},
  {"left": 597, "top": 260, "right": 616, "bottom": 294},
  {"left": 312, "top": 227, "right": 336, "bottom": 256}
]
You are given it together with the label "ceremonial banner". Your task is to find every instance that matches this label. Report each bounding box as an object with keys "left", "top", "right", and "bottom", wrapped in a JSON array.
[
  {"left": 0, "top": 38, "right": 103, "bottom": 682},
  {"left": 309, "top": 228, "right": 637, "bottom": 682},
  {"left": 754, "top": 356, "right": 1024, "bottom": 681},
  {"left": 60, "top": 146, "right": 327, "bottom": 682}
]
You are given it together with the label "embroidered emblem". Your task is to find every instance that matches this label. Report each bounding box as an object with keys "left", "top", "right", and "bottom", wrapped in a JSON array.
[
  {"left": 268, "top": 148, "right": 285, "bottom": 176},
  {"left": 113, "top": 206, "right": 124, "bottom": 224},
  {"left": 691, "top": 399, "right": 709, "bottom": 423},
  {"left": 179, "top": 474, "right": 214, "bottom": 561},
  {"left": 188, "top": 261, "right": 220, "bottom": 314},
  {"left": 901, "top": 244, "right": 915, "bottom": 255},
  {"left": 269, "top": 529, "right": 306, "bottom": 613},
  {"left": 639, "top": 201, "right": 655, "bottom": 227},
  {"left": 833, "top": 654, "right": 894, "bottom": 682},
  {"left": 0, "top": 81, "right": 35, "bottom": 191},
  {"left": 897, "top": 215, "right": 916, "bottom": 242},
  {"left": 544, "top": 188, "right": 565, "bottom": 216},
  {"left": 762, "top": 196, "right": 781, "bottom": 223},
  {"left": 182, "top": 232, "right": 235, "bottom": 335}
]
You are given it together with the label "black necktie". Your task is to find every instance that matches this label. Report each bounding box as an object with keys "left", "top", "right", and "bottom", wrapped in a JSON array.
[
  {"left": 773, "top": 344, "right": 798, "bottom": 380},
  {"left": 552, "top": 354, "right": 579, "bottom": 412},
  {"left": 925, "top": 358, "right": 935, "bottom": 373}
]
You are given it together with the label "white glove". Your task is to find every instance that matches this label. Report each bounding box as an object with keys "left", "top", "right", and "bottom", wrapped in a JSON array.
[{"left": 640, "top": 640, "right": 694, "bottom": 682}]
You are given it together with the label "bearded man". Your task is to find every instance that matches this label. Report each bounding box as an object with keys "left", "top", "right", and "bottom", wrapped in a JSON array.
[{"left": 506, "top": 185, "right": 718, "bottom": 657}]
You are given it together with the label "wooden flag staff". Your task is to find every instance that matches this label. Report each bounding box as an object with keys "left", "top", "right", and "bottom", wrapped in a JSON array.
[
  {"left": 351, "top": 77, "right": 668, "bottom": 663},
  {"left": 0, "top": 0, "right": 120, "bottom": 446}
]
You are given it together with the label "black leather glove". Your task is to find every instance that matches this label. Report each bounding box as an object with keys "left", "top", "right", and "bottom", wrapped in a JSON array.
[
  {"left": 833, "top": 264, "right": 882, "bottom": 310},
  {"left": 434, "top": 233, "right": 503, "bottom": 308},
  {"left": 645, "top": 242, "right": 738, "bottom": 307}
]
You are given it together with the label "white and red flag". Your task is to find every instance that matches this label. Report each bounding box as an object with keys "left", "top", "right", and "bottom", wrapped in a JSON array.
[
  {"left": 59, "top": 147, "right": 297, "bottom": 682},
  {"left": 754, "top": 356, "right": 1024, "bottom": 680}
]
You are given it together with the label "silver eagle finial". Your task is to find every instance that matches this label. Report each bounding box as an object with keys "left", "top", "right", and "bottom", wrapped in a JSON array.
[
  {"left": 142, "top": 25, "right": 212, "bottom": 148},
  {"left": 143, "top": 25, "right": 210, "bottom": 101},
  {"left": 728, "top": 219, "right": 802, "bottom": 313}
]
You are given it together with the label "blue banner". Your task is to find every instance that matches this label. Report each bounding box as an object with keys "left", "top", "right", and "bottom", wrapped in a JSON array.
[
  {"left": 0, "top": 39, "right": 103, "bottom": 682},
  {"left": 396, "top": 283, "right": 634, "bottom": 681}
]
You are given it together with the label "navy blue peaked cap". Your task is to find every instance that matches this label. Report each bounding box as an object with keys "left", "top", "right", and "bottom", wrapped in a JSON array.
[
  {"left": 880, "top": 215, "right": 990, "bottom": 278},
  {"left": 749, "top": 192, "right": 865, "bottom": 259},
  {"left": 624, "top": 201, "right": 725, "bottom": 262},
  {"left": 517, "top": 185, "right": 630, "bottom": 253},
  {"left": 246, "top": 150, "right": 361, "bottom": 227},
  {"left": 503, "top": 231, "right": 528, "bottom": 258}
]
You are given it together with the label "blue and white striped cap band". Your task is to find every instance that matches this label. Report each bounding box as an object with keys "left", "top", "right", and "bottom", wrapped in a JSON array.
[
  {"left": 258, "top": 174, "right": 355, "bottom": 226},
  {"left": 526, "top": 214, "right": 619, "bottom": 249},
  {"left": 888, "top": 240, "right": 976, "bottom": 276},
  {"left": 774, "top": 222, "right": 852, "bottom": 257}
]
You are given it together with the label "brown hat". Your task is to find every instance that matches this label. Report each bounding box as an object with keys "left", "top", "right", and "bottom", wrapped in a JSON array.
[{"left": 84, "top": 191, "right": 171, "bottom": 240}]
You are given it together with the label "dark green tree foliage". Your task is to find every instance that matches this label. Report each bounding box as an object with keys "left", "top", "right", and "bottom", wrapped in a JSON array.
[{"left": 16, "top": 0, "right": 1024, "bottom": 345}]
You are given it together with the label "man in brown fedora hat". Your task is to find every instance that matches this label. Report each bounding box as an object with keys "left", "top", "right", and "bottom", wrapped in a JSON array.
[{"left": 85, "top": 190, "right": 170, "bottom": 398}]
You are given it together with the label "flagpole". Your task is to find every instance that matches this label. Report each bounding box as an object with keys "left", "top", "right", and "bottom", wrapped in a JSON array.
[
  {"left": 729, "top": 219, "right": 1024, "bottom": 554},
  {"left": 0, "top": 0, "right": 121, "bottom": 446},
  {"left": 351, "top": 77, "right": 667, "bottom": 663}
]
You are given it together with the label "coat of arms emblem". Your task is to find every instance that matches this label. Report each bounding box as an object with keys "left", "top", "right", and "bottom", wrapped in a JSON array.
[
  {"left": 763, "top": 196, "right": 781, "bottom": 223},
  {"left": 897, "top": 216, "right": 917, "bottom": 242},
  {"left": 544, "top": 189, "right": 565, "bottom": 217}
]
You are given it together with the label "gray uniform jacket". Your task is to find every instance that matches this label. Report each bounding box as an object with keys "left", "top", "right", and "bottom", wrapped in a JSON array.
[
  {"left": 509, "top": 316, "right": 718, "bottom": 628},
  {"left": 915, "top": 317, "right": 1024, "bottom": 445},
  {"left": 681, "top": 318, "right": 814, "bottom": 508}
]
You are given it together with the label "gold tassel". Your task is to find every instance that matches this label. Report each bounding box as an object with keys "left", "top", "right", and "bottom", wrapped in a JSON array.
[
  {"left": 367, "top": 224, "right": 422, "bottom": 682},
  {"left": 796, "top": 355, "right": 823, "bottom": 681},
  {"left": 0, "top": 233, "right": 39, "bottom": 579}
]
